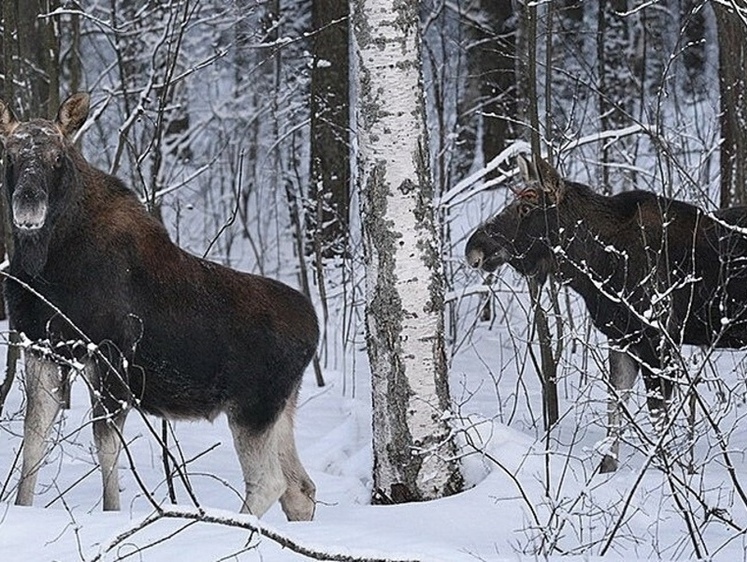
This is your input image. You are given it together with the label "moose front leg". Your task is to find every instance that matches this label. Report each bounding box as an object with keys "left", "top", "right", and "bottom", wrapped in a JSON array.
[
  {"left": 91, "top": 405, "right": 128, "bottom": 511},
  {"left": 15, "top": 352, "right": 65, "bottom": 506},
  {"left": 228, "top": 411, "right": 288, "bottom": 518},
  {"left": 600, "top": 349, "right": 639, "bottom": 473},
  {"left": 86, "top": 361, "right": 129, "bottom": 511}
]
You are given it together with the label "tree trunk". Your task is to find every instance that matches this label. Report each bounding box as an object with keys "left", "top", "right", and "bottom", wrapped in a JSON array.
[
  {"left": 352, "top": 0, "right": 463, "bottom": 503},
  {"left": 523, "top": 2, "right": 559, "bottom": 430},
  {"left": 309, "top": 0, "right": 350, "bottom": 259},
  {"left": 453, "top": 0, "right": 517, "bottom": 183},
  {"left": 596, "top": 0, "right": 633, "bottom": 193},
  {"left": 680, "top": 0, "right": 707, "bottom": 99},
  {"left": 714, "top": 3, "right": 747, "bottom": 208}
]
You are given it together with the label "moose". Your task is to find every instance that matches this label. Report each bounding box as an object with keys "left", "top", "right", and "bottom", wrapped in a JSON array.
[
  {"left": 466, "top": 154, "right": 747, "bottom": 472},
  {"left": 0, "top": 93, "right": 318, "bottom": 519}
]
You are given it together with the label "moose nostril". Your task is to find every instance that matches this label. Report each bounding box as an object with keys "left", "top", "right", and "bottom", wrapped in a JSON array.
[
  {"left": 12, "top": 191, "right": 48, "bottom": 231},
  {"left": 466, "top": 250, "right": 484, "bottom": 269}
]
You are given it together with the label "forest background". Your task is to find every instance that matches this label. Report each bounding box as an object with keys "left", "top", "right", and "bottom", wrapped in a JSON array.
[{"left": 0, "top": 1, "right": 746, "bottom": 560}]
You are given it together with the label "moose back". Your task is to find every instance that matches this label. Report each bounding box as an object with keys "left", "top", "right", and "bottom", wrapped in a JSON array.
[
  {"left": 0, "top": 93, "right": 319, "bottom": 519},
  {"left": 466, "top": 154, "right": 747, "bottom": 472}
]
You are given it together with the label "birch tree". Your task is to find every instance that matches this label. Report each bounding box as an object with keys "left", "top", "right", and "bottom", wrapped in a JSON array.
[{"left": 352, "top": 0, "right": 463, "bottom": 502}]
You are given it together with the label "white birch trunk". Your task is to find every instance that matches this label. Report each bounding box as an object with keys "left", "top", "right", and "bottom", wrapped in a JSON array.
[{"left": 352, "top": 0, "right": 462, "bottom": 502}]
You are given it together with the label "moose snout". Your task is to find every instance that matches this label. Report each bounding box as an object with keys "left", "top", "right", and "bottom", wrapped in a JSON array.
[
  {"left": 465, "top": 228, "right": 504, "bottom": 272},
  {"left": 466, "top": 248, "right": 485, "bottom": 269},
  {"left": 12, "top": 189, "right": 48, "bottom": 231}
]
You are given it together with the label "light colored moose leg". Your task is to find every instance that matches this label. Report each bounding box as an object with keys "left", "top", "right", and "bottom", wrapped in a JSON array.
[
  {"left": 91, "top": 404, "right": 128, "bottom": 511},
  {"left": 277, "top": 394, "right": 316, "bottom": 521},
  {"left": 15, "top": 352, "right": 64, "bottom": 506},
  {"left": 84, "top": 360, "right": 130, "bottom": 511},
  {"left": 600, "top": 349, "right": 639, "bottom": 473},
  {"left": 228, "top": 413, "right": 286, "bottom": 518}
]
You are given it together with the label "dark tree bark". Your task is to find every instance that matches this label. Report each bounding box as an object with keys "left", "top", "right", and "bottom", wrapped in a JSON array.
[
  {"left": 453, "top": 0, "right": 518, "bottom": 183},
  {"left": 480, "top": 1, "right": 518, "bottom": 172},
  {"left": 680, "top": 0, "right": 707, "bottom": 99},
  {"left": 3, "top": 0, "right": 60, "bottom": 119},
  {"left": 714, "top": 3, "right": 747, "bottom": 208},
  {"left": 597, "top": 0, "right": 633, "bottom": 193},
  {"left": 524, "top": 0, "right": 540, "bottom": 156},
  {"left": 309, "top": 0, "right": 350, "bottom": 259},
  {"left": 523, "top": 1, "right": 559, "bottom": 430}
]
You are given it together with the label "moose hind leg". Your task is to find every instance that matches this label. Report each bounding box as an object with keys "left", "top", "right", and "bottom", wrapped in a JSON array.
[
  {"left": 277, "top": 395, "right": 316, "bottom": 521},
  {"left": 15, "top": 353, "right": 64, "bottom": 506},
  {"left": 228, "top": 413, "right": 286, "bottom": 518},
  {"left": 600, "top": 350, "right": 639, "bottom": 474}
]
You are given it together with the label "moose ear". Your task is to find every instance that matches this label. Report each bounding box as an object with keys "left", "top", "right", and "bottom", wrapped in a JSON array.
[
  {"left": 533, "top": 155, "right": 564, "bottom": 200},
  {"left": 56, "top": 93, "right": 90, "bottom": 138},
  {"left": 0, "top": 99, "right": 19, "bottom": 142},
  {"left": 517, "top": 153, "right": 537, "bottom": 183}
]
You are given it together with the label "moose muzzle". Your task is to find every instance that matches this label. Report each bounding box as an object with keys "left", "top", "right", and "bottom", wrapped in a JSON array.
[
  {"left": 12, "top": 187, "right": 48, "bottom": 231},
  {"left": 465, "top": 228, "right": 506, "bottom": 272}
]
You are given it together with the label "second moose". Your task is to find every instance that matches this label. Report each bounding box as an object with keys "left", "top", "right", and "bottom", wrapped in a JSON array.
[{"left": 466, "top": 154, "right": 747, "bottom": 472}]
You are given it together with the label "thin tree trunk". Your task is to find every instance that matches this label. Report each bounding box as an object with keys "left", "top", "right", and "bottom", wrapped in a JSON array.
[
  {"left": 309, "top": 0, "right": 350, "bottom": 259},
  {"left": 352, "top": 0, "right": 462, "bottom": 503},
  {"left": 524, "top": 1, "right": 559, "bottom": 430},
  {"left": 454, "top": 0, "right": 517, "bottom": 184},
  {"left": 714, "top": 3, "right": 747, "bottom": 207},
  {"left": 596, "top": 0, "right": 634, "bottom": 193}
]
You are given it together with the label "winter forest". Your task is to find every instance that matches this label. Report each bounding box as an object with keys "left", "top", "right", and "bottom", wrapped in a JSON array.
[{"left": 0, "top": 0, "right": 747, "bottom": 560}]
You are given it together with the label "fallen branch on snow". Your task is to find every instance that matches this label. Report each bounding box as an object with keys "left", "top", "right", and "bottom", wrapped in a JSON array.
[{"left": 90, "top": 505, "right": 422, "bottom": 562}]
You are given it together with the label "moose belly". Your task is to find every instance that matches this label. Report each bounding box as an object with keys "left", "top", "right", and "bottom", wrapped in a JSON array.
[{"left": 127, "top": 350, "right": 230, "bottom": 421}]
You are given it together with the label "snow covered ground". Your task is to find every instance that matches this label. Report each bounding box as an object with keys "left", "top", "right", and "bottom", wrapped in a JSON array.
[{"left": 2, "top": 289, "right": 747, "bottom": 562}]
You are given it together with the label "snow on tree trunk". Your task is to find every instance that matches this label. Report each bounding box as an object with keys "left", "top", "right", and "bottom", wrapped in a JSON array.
[{"left": 351, "top": 0, "right": 463, "bottom": 503}]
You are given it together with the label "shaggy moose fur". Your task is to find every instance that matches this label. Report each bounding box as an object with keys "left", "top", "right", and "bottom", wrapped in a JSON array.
[
  {"left": 0, "top": 93, "right": 319, "bottom": 519},
  {"left": 466, "top": 154, "right": 747, "bottom": 472}
]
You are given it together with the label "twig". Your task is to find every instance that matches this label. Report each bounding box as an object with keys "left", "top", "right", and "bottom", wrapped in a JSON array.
[{"left": 0, "top": 438, "right": 24, "bottom": 502}]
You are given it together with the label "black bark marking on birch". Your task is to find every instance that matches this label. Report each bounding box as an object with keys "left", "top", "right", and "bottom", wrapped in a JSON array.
[
  {"left": 410, "top": 145, "right": 453, "bottom": 418},
  {"left": 364, "top": 162, "right": 423, "bottom": 502},
  {"left": 392, "top": 0, "right": 417, "bottom": 36},
  {"left": 351, "top": 0, "right": 373, "bottom": 48}
]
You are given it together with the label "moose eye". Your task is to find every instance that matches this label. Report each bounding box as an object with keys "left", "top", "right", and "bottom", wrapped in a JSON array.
[{"left": 53, "top": 153, "right": 63, "bottom": 168}]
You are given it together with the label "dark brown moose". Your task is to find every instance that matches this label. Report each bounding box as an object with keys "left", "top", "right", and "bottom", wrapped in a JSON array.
[
  {"left": 0, "top": 94, "right": 318, "bottom": 519},
  {"left": 466, "top": 154, "right": 747, "bottom": 472}
]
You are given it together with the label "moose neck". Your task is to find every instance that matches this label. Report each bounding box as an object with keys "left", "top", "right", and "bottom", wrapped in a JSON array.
[
  {"left": 551, "top": 182, "right": 650, "bottom": 295},
  {"left": 13, "top": 229, "right": 52, "bottom": 278}
]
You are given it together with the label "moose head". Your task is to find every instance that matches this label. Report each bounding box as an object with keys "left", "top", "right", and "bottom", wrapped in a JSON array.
[
  {"left": 0, "top": 93, "right": 90, "bottom": 275},
  {"left": 465, "top": 154, "right": 568, "bottom": 282}
]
